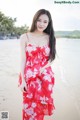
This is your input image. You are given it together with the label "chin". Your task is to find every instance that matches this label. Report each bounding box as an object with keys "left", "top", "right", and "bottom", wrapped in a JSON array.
[{"left": 37, "top": 28, "right": 44, "bottom": 32}]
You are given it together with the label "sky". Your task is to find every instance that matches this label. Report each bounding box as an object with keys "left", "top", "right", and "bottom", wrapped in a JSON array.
[{"left": 0, "top": 0, "right": 80, "bottom": 31}]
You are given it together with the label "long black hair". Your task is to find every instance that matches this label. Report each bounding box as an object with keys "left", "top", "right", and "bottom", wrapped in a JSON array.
[{"left": 30, "top": 9, "right": 56, "bottom": 61}]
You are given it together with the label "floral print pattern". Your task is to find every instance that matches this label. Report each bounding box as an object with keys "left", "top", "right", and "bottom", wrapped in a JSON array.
[{"left": 18, "top": 44, "right": 55, "bottom": 120}]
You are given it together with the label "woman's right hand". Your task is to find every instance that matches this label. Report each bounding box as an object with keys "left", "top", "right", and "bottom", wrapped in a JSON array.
[{"left": 19, "top": 80, "right": 28, "bottom": 93}]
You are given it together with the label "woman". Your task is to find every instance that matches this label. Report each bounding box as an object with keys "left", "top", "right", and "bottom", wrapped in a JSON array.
[{"left": 18, "top": 9, "right": 56, "bottom": 120}]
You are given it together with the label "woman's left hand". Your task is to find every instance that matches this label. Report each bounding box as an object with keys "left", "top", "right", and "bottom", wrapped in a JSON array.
[{"left": 40, "top": 67, "right": 45, "bottom": 74}]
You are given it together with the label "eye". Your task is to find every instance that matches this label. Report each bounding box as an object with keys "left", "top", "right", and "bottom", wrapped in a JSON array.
[
  {"left": 37, "top": 20, "right": 48, "bottom": 23},
  {"left": 44, "top": 21, "right": 47, "bottom": 23}
]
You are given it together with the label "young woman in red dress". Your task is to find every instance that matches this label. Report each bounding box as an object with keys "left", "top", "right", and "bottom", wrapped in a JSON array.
[{"left": 18, "top": 9, "right": 56, "bottom": 120}]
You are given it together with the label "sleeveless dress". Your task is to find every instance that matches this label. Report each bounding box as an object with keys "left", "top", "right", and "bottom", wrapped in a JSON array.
[{"left": 18, "top": 43, "right": 55, "bottom": 120}]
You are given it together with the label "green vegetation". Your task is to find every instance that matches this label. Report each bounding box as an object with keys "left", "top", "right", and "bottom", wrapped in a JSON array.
[
  {"left": 55, "top": 30, "right": 80, "bottom": 39},
  {"left": 0, "top": 11, "right": 29, "bottom": 38}
]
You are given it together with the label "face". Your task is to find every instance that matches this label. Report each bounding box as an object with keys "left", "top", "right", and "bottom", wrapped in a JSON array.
[{"left": 36, "top": 14, "right": 49, "bottom": 32}]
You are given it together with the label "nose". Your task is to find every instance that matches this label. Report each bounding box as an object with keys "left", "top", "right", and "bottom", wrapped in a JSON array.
[{"left": 39, "top": 22, "right": 44, "bottom": 26}]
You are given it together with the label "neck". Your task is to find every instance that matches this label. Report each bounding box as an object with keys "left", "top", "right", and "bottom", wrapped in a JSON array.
[{"left": 34, "top": 30, "right": 44, "bottom": 35}]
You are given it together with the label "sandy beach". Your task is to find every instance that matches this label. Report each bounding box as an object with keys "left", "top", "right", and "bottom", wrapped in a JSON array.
[{"left": 0, "top": 38, "right": 80, "bottom": 120}]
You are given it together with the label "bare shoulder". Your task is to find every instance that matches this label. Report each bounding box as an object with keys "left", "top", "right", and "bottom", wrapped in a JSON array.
[
  {"left": 20, "top": 33, "right": 28, "bottom": 44},
  {"left": 44, "top": 33, "right": 49, "bottom": 41},
  {"left": 20, "top": 33, "right": 27, "bottom": 40}
]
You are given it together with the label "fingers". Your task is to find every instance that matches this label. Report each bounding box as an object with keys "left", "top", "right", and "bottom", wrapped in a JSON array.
[
  {"left": 24, "top": 87, "right": 27, "bottom": 92},
  {"left": 19, "top": 81, "right": 28, "bottom": 93},
  {"left": 40, "top": 67, "right": 45, "bottom": 74},
  {"left": 40, "top": 69, "right": 43, "bottom": 74},
  {"left": 21, "top": 88, "right": 26, "bottom": 93},
  {"left": 20, "top": 86, "right": 27, "bottom": 93}
]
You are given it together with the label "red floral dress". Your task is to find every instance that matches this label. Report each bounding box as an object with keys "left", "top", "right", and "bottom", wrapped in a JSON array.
[{"left": 18, "top": 44, "right": 55, "bottom": 120}]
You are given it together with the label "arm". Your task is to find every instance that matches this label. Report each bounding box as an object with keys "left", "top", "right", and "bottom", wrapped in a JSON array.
[
  {"left": 43, "top": 60, "right": 54, "bottom": 69},
  {"left": 20, "top": 34, "right": 27, "bottom": 83},
  {"left": 40, "top": 60, "right": 54, "bottom": 73}
]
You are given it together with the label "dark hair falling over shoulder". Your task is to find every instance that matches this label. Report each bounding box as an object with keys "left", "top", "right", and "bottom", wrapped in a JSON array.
[{"left": 30, "top": 9, "right": 56, "bottom": 62}]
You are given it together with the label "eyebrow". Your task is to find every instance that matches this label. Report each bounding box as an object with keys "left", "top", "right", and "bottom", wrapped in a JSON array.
[{"left": 38, "top": 18, "right": 48, "bottom": 21}]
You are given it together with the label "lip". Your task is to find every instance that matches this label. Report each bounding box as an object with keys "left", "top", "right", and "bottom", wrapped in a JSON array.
[{"left": 38, "top": 27, "right": 43, "bottom": 29}]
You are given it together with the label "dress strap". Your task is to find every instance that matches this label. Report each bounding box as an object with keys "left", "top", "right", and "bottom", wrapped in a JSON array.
[{"left": 26, "top": 33, "right": 30, "bottom": 44}]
